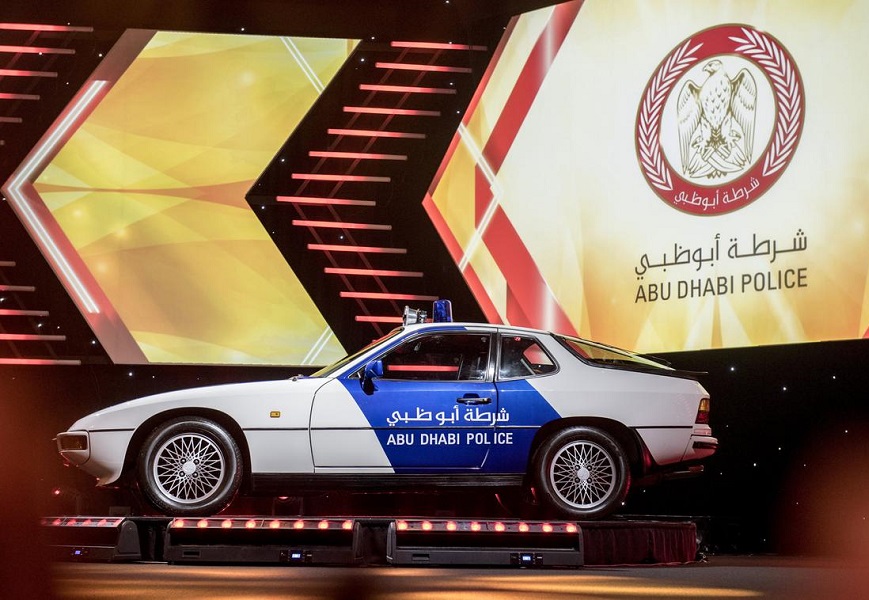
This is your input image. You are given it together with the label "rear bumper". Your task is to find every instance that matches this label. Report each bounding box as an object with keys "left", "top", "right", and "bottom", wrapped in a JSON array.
[
  {"left": 634, "top": 430, "right": 718, "bottom": 486},
  {"left": 685, "top": 434, "right": 718, "bottom": 461}
]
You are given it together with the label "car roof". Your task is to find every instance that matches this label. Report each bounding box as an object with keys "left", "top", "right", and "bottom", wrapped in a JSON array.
[{"left": 401, "top": 321, "right": 554, "bottom": 337}]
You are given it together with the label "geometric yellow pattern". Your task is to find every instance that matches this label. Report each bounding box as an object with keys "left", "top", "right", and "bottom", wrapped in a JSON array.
[{"left": 35, "top": 32, "right": 357, "bottom": 364}]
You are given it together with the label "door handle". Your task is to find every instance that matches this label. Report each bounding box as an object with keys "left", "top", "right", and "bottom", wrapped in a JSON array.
[{"left": 456, "top": 395, "right": 492, "bottom": 405}]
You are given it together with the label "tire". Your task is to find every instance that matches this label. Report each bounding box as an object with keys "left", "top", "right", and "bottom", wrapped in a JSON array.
[
  {"left": 533, "top": 426, "right": 630, "bottom": 520},
  {"left": 137, "top": 417, "right": 242, "bottom": 516}
]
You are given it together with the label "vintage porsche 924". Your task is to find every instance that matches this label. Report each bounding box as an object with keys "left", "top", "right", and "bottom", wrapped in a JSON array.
[{"left": 57, "top": 303, "right": 717, "bottom": 519}]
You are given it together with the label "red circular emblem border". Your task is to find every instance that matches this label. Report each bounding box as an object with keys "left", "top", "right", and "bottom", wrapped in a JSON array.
[{"left": 636, "top": 24, "right": 805, "bottom": 215}]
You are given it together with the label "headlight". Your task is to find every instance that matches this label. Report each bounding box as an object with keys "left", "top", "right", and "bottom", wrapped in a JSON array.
[{"left": 58, "top": 434, "right": 88, "bottom": 451}]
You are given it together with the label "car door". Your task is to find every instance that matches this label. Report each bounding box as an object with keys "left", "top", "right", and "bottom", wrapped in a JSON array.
[
  {"left": 312, "top": 330, "right": 497, "bottom": 470},
  {"left": 485, "top": 332, "right": 562, "bottom": 472}
]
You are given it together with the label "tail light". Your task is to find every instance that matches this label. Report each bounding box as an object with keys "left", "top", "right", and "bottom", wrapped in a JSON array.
[{"left": 695, "top": 397, "right": 711, "bottom": 424}]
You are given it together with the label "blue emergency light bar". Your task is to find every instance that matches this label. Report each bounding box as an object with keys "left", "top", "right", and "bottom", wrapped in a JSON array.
[
  {"left": 432, "top": 299, "right": 452, "bottom": 323},
  {"left": 403, "top": 299, "right": 453, "bottom": 326}
]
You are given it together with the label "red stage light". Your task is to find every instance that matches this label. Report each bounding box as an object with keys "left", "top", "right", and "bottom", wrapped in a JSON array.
[
  {"left": 197, "top": 520, "right": 208, "bottom": 529},
  {"left": 0, "top": 44, "right": 75, "bottom": 55},
  {"left": 339, "top": 292, "right": 437, "bottom": 301},
  {"left": 376, "top": 62, "right": 471, "bottom": 74},
  {"left": 309, "top": 150, "right": 407, "bottom": 161},
  {"left": 390, "top": 41, "right": 487, "bottom": 51},
  {"left": 293, "top": 520, "right": 305, "bottom": 530},
  {"left": 542, "top": 523, "right": 554, "bottom": 533},
  {"left": 0, "top": 309, "right": 49, "bottom": 316},
  {"left": 292, "top": 219, "right": 391, "bottom": 231},
  {"left": 343, "top": 106, "right": 440, "bottom": 117},
  {"left": 387, "top": 365, "right": 459, "bottom": 373},
  {"left": 360, "top": 84, "right": 455, "bottom": 95},
  {"left": 342, "top": 520, "right": 353, "bottom": 531},
  {"left": 446, "top": 521, "right": 458, "bottom": 531},
  {"left": 308, "top": 244, "right": 407, "bottom": 254},
  {"left": 318, "top": 520, "right": 330, "bottom": 530},
  {"left": 0, "top": 358, "right": 81, "bottom": 365},
  {"left": 355, "top": 316, "right": 404, "bottom": 324},
  {"left": 566, "top": 523, "right": 578, "bottom": 534},
  {"left": 326, "top": 267, "right": 422, "bottom": 277},
  {"left": 470, "top": 522, "right": 481, "bottom": 532},
  {"left": 0, "top": 23, "right": 92, "bottom": 33},
  {"left": 0, "top": 93, "right": 40, "bottom": 101},
  {"left": 494, "top": 522, "right": 506, "bottom": 532},
  {"left": 421, "top": 521, "right": 433, "bottom": 531},
  {"left": 0, "top": 333, "right": 66, "bottom": 341},
  {"left": 0, "top": 68, "right": 57, "bottom": 77},
  {"left": 396, "top": 521, "right": 408, "bottom": 531},
  {"left": 277, "top": 195, "right": 376, "bottom": 207},
  {"left": 245, "top": 520, "right": 257, "bottom": 529},
  {"left": 221, "top": 519, "right": 232, "bottom": 529},
  {"left": 327, "top": 128, "right": 425, "bottom": 139},
  {"left": 292, "top": 173, "right": 391, "bottom": 183},
  {"left": 269, "top": 520, "right": 281, "bottom": 529},
  {"left": 518, "top": 523, "right": 530, "bottom": 532}
]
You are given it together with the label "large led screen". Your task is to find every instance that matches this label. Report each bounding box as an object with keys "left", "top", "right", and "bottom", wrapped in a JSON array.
[
  {"left": 4, "top": 31, "right": 357, "bottom": 365},
  {"left": 425, "top": 0, "right": 869, "bottom": 352}
]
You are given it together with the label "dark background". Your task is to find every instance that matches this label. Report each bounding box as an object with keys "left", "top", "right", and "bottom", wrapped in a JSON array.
[{"left": 1, "top": 0, "right": 867, "bottom": 557}]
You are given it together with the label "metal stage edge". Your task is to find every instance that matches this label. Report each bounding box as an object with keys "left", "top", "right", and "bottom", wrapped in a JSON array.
[{"left": 40, "top": 515, "right": 700, "bottom": 568}]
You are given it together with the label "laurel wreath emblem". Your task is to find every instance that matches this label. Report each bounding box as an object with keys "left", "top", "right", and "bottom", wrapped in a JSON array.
[
  {"left": 638, "top": 27, "right": 803, "bottom": 192},
  {"left": 637, "top": 40, "right": 702, "bottom": 191},
  {"left": 729, "top": 28, "right": 803, "bottom": 176}
]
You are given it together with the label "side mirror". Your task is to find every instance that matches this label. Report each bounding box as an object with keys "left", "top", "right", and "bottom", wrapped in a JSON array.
[{"left": 361, "top": 359, "right": 384, "bottom": 394}]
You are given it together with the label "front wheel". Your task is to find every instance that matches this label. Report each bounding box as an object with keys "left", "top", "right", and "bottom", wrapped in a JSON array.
[
  {"left": 533, "top": 426, "right": 629, "bottom": 520},
  {"left": 137, "top": 417, "right": 242, "bottom": 516}
]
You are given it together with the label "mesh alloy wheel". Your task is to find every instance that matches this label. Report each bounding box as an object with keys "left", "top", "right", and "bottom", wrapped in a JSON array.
[
  {"left": 138, "top": 417, "right": 242, "bottom": 516},
  {"left": 549, "top": 439, "right": 616, "bottom": 510},
  {"left": 533, "top": 426, "right": 629, "bottom": 520},
  {"left": 152, "top": 432, "right": 226, "bottom": 504}
]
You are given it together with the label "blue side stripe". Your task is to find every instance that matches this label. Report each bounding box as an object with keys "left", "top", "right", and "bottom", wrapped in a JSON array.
[{"left": 339, "top": 376, "right": 561, "bottom": 474}]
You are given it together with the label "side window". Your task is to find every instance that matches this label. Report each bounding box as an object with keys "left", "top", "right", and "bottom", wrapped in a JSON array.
[
  {"left": 381, "top": 333, "right": 491, "bottom": 381},
  {"left": 498, "top": 335, "right": 557, "bottom": 379}
]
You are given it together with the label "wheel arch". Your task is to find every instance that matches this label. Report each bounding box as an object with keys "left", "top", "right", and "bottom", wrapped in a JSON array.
[
  {"left": 122, "top": 408, "right": 252, "bottom": 491},
  {"left": 526, "top": 417, "right": 648, "bottom": 481}
]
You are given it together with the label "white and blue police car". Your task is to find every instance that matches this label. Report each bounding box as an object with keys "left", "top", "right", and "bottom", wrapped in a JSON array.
[{"left": 57, "top": 302, "right": 717, "bottom": 519}]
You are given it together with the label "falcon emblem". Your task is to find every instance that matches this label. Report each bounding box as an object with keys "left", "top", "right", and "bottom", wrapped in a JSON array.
[{"left": 677, "top": 59, "right": 757, "bottom": 179}]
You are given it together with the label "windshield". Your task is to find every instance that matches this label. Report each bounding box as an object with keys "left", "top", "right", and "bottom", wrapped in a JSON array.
[
  {"left": 555, "top": 334, "right": 671, "bottom": 370},
  {"left": 310, "top": 327, "right": 403, "bottom": 378}
]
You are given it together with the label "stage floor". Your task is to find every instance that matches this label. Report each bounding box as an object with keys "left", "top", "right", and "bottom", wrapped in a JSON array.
[{"left": 49, "top": 555, "right": 868, "bottom": 600}]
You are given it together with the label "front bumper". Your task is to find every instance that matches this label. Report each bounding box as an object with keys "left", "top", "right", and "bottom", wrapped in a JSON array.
[{"left": 55, "top": 429, "right": 134, "bottom": 486}]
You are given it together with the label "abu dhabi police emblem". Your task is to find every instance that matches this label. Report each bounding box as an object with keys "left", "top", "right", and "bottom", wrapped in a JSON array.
[{"left": 636, "top": 25, "right": 804, "bottom": 215}]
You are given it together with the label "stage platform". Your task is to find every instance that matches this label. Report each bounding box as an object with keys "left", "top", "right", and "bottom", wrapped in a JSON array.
[{"left": 41, "top": 515, "right": 699, "bottom": 567}]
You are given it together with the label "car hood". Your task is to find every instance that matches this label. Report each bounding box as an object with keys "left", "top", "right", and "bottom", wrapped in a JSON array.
[{"left": 68, "top": 376, "right": 330, "bottom": 431}]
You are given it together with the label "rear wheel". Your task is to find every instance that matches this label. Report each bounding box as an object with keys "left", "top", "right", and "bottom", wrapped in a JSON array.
[
  {"left": 533, "top": 426, "right": 629, "bottom": 520},
  {"left": 137, "top": 417, "right": 242, "bottom": 516}
]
